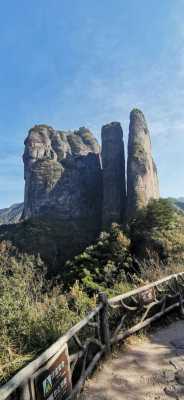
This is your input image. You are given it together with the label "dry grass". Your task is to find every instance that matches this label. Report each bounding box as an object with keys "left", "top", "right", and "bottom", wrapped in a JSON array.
[{"left": 0, "top": 249, "right": 95, "bottom": 385}]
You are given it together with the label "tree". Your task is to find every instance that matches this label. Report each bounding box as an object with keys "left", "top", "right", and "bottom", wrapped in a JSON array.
[{"left": 63, "top": 224, "right": 133, "bottom": 294}]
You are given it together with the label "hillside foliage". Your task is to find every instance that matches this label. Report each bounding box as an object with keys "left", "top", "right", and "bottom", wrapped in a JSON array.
[
  {"left": 63, "top": 223, "right": 133, "bottom": 294},
  {"left": 0, "top": 199, "right": 184, "bottom": 383},
  {"left": 0, "top": 243, "right": 95, "bottom": 384},
  {"left": 130, "top": 199, "right": 184, "bottom": 266}
]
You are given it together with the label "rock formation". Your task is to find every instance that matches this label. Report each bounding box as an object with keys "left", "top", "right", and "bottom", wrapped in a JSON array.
[
  {"left": 101, "top": 122, "right": 126, "bottom": 229},
  {"left": 20, "top": 109, "right": 159, "bottom": 270},
  {"left": 23, "top": 125, "right": 101, "bottom": 217},
  {"left": 127, "top": 109, "right": 159, "bottom": 219},
  {"left": 23, "top": 125, "right": 102, "bottom": 263}
]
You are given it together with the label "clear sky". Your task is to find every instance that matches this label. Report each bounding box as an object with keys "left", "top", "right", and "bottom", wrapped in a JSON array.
[{"left": 0, "top": 0, "right": 184, "bottom": 208}]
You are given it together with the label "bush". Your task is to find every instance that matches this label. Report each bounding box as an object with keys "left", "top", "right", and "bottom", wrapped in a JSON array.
[
  {"left": 130, "top": 199, "right": 175, "bottom": 234},
  {"left": 1, "top": 199, "right": 184, "bottom": 383},
  {"left": 0, "top": 244, "right": 95, "bottom": 384},
  {"left": 63, "top": 224, "right": 133, "bottom": 294},
  {"left": 130, "top": 199, "right": 184, "bottom": 265}
]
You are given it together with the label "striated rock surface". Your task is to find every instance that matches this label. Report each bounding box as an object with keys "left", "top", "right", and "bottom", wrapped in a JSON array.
[
  {"left": 23, "top": 125, "right": 101, "bottom": 217},
  {"left": 101, "top": 122, "right": 126, "bottom": 228},
  {"left": 22, "top": 125, "right": 102, "bottom": 266},
  {"left": 127, "top": 109, "right": 159, "bottom": 219}
]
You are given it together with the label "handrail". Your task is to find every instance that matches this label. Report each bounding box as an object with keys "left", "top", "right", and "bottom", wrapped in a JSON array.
[
  {"left": 0, "top": 304, "right": 103, "bottom": 400},
  {"left": 109, "top": 272, "right": 183, "bottom": 304},
  {"left": 0, "top": 271, "right": 184, "bottom": 400}
]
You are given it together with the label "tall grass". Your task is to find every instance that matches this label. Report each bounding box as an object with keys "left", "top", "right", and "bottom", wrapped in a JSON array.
[{"left": 0, "top": 246, "right": 95, "bottom": 384}]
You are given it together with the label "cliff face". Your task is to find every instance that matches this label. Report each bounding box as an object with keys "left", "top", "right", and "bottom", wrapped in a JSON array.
[
  {"left": 127, "top": 109, "right": 159, "bottom": 219},
  {"left": 23, "top": 113, "right": 160, "bottom": 229},
  {"left": 101, "top": 122, "right": 126, "bottom": 229},
  {"left": 23, "top": 125, "right": 101, "bottom": 217},
  {"left": 23, "top": 125, "right": 102, "bottom": 262}
]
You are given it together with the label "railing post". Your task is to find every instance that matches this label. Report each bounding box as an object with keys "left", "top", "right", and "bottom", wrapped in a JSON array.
[
  {"left": 98, "top": 292, "right": 111, "bottom": 355},
  {"left": 179, "top": 293, "right": 184, "bottom": 318},
  {"left": 175, "top": 276, "right": 184, "bottom": 318},
  {"left": 20, "top": 381, "right": 31, "bottom": 400}
]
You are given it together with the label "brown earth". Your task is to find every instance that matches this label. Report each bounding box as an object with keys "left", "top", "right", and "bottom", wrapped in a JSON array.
[{"left": 81, "top": 320, "right": 184, "bottom": 400}]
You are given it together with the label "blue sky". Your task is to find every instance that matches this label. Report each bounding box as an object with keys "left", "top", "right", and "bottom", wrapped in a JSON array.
[{"left": 0, "top": 0, "right": 184, "bottom": 208}]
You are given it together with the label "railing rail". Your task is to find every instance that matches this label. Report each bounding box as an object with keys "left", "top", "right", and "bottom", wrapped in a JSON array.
[
  {"left": 1, "top": 271, "right": 184, "bottom": 400},
  {"left": 108, "top": 272, "right": 183, "bottom": 304}
]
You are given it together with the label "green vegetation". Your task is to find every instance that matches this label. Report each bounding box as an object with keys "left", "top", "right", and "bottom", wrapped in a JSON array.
[
  {"left": 132, "top": 141, "right": 147, "bottom": 162},
  {"left": 130, "top": 199, "right": 184, "bottom": 266},
  {"left": 63, "top": 199, "right": 184, "bottom": 291},
  {"left": 0, "top": 199, "right": 184, "bottom": 383},
  {"left": 131, "top": 108, "right": 143, "bottom": 115},
  {"left": 63, "top": 223, "right": 133, "bottom": 295},
  {"left": 0, "top": 216, "right": 89, "bottom": 276},
  {"left": 0, "top": 243, "right": 95, "bottom": 384},
  {"left": 167, "top": 197, "right": 184, "bottom": 213},
  {"left": 130, "top": 199, "right": 175, "bottom": 234}
]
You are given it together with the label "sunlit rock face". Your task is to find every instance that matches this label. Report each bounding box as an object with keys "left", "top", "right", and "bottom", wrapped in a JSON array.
[
  {"left": 23, "top": 125, "right": 102, "bottom": 260},
  {"left": 101, "top": 122, "right": 126, "bottom": 229},
  {"left": 127, "top": 109, "right": 159, "bottom": 219},
  {"left": 21, "top": 111, "right": 160, "bottom": 269}
]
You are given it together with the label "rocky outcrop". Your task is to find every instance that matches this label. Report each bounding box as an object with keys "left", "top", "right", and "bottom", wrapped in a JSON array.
[
  {"left": 23, "top": 125, "right": 101, "bottom": 217},
  {"left": 101, "top": 122, "right": 126, "bottom": 228},
  {"left": 0, "top": 203, "right": 24, "bottom": 225},
  {"left": 127, "top": 109, "right": 159, "bottom": 219},
  {"left": 23, "top": 125, "right": 102, "bottom": 264},
  {"left": 20, "top": 110, "right": 160, "bottom": 271}
]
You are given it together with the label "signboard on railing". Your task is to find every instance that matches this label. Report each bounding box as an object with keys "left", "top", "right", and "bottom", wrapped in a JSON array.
[
  {"left": 32, "top": 344, "right": 72, "bottom": 400},
  {"left": 139, "top": 287, "right": 155, "bottom": 305},
  {"left": 7, "top": 393, "right": 19, "bottom": 400}
]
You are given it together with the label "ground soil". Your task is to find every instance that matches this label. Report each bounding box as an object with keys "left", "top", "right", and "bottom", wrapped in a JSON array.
[{"left": 81, "top": 320, "right": 184, "bottom": 400}]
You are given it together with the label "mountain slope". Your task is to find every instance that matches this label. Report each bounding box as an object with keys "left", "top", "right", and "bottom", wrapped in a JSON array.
[
  {"left": 0, "top": 203, "right": 24, "bottom": 225},
  {"left": 168, "top": 198, "right": 184, "bottom": 212}
]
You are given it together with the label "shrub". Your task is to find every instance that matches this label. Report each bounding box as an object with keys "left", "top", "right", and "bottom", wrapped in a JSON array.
[
  {"left": 130, "top": 199, "right": 184, "bottom": 265},
  {"left": 1, "top": 199, "right": 184, "bottom": 383},
  {"left": 0, "top": 245, "right": 95, "bottom": 384},
  {"left": 63, "top": 224, "right": 133, "bottom": 294}
]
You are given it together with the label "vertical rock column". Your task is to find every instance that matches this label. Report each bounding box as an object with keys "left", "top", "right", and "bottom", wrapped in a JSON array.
[
  {"left": 101, "top": 122, "right": 126, "bottom": 229},
  {"left": 127, "top": 109, "right": 159, "bottom": 219}
]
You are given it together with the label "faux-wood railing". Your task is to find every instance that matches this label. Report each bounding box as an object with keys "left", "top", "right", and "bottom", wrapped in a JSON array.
[{"left": 1, "top": 272, "right": 184, "bottom": 400}]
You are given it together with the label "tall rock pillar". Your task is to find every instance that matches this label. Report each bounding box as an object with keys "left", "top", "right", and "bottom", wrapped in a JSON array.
[
  {"left": 101, "top": 122, "right": 126, "bottom": 229},
  {"left": 127, "top": 109, "right": 159, "bottom": 219}
]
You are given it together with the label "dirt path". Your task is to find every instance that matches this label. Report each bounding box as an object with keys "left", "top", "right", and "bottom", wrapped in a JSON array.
[{"left": 81, "top": 320, "right": 184, "bottom": 400}]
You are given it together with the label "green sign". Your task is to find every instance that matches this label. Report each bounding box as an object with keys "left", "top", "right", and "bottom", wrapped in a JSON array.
[{"left": 33, "top": 344, "right": 72, "bottom": 400}]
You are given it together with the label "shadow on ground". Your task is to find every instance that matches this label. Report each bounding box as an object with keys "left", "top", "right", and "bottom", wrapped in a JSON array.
[{"left": 80, "top": 319, "right": 184, "bottom": 400}]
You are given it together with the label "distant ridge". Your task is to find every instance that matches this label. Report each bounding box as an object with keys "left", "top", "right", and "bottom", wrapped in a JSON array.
[
  {"left": 168, "top": 198, "right": 184, "bottom": 212},
  {"left": 0, "top": 203, "right": 24, "bottom": 225}
]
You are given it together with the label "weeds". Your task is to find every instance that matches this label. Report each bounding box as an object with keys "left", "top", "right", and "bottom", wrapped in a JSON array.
[{"left": 1, "top": 200, "right": 184, "bottom": 384}]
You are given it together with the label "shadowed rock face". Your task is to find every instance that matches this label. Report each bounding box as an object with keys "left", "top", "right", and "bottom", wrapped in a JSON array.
[
  {"left": 127, "top": 109, "right": 159, "bottom": 219},
  {"left": 23, "top": 125, "right": 102, "bottom": 263},
  {"left": 101, "top": 122, "right": 126, "bottom": 229}
]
